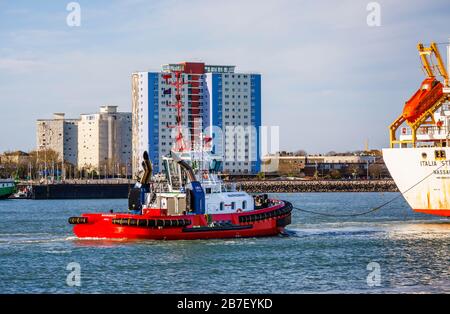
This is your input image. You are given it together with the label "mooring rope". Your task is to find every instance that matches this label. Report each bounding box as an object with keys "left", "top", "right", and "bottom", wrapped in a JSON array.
[{"left": 293, "top": 162, "right": 445, "bottom": 217}]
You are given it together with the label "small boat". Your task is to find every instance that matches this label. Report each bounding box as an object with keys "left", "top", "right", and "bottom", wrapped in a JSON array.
[
  {"left": 12, "top": 187, "right": 31, "bottom": 199},
  {"left": 69, "top": 151, "right": 292, "bottom": 240},
  {"left": 402, "top": 77, "right": 443, "bottom": 123},
  {"left": 0, "top": 179, "right": 16, "bottom": 200}
]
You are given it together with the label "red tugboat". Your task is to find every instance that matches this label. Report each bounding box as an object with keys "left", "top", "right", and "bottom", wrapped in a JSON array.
[
  {"left": 69, "top": 68, "right": 291, "bottom": 240},
  {"left": 69, "top": 151, "right": 292, "bottom": 240}
]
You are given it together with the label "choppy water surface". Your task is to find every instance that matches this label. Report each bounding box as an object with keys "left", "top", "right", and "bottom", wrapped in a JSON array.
[{"left": 0, "top": 193, "right": 448, "bottom": 293}]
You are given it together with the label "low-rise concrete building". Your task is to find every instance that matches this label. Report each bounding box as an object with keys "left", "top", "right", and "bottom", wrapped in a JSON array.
[
  {"left": 0, "top": 151, "right": 30, "bottom": 165},
  {"left": 303, "top": 155, "right": 376, "bottom": 178},
  {"left": 262, "top": 153, "right": 382, "bottom": 178},
  {"left": 262, "top": 154, "right": 306, "bottom": 175}
]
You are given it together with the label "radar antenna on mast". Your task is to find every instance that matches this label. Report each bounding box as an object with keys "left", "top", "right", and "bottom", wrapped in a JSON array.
[{"left": 164, "top": 71, "right": 188, "bottom": 152}]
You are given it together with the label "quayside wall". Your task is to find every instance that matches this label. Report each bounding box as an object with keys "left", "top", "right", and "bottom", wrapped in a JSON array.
[
  {"left": 25, "top": 184, "right": 132, "bottom": 200},
  {"left": 19, "top": 180, "right": 397, "bottom": 199}
]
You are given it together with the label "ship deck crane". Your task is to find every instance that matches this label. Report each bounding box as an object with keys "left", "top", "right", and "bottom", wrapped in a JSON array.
[
  {"left": 417, "top": 42, "right": 449, "bottom": 86},
  {"left": 390, "top": 41, "right": 450, "bottom": 148}
]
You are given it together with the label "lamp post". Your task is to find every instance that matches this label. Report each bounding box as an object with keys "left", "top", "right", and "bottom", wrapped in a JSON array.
[
  {"left": 38, "top": 144, "right": 46, "bottom": 182},
  {"left": 366, "top": 160, "right": 369, "bottom": 180},
  {"left": 314, "top": 161, "right": 318, "bottom": 180},
  {"left": 44, "top": 127, "right": 54, "bottom": 184},
  {"left": 37, "top": 147, "right": 40, "bottom": 181}
]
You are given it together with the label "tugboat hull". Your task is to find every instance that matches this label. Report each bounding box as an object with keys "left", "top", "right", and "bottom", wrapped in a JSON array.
[{"left": 70, "top": 201, "right": 292, "bottom": 240}]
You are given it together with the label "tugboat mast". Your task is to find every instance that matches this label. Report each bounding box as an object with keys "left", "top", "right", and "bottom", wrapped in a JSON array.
[{"left": 164, "top": 70, "right": 188, "bottom": 153}]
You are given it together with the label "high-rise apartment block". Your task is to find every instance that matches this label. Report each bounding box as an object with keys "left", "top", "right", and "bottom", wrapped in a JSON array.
[
  {"left": 78, "top": 106, "right": 132, "bottom": 172},
  {"left": 131, "top": 62, "right": 261, "bottom": 176},
  {"left": 36, "top": 106, "right": 131, "bottom": 173},
  {"left": 36, "top": 113, "right": 79, "bottom": 165}
]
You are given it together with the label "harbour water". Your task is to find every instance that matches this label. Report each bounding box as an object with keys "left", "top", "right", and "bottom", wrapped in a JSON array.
[{"left": 0, "top": 193, "right": 448, "bottom": 293}]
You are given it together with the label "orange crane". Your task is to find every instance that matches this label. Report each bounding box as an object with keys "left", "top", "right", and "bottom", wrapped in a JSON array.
[
  {"left": 390, "top": 41, "right": 450, "bottom": 147},
  {"left": 417, "top": 42, "right": 448, "bottom": 86}
]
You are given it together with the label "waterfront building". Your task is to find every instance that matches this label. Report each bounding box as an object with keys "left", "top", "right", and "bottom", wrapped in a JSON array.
[
  {"left": 262, "top": 154, "right": 306, "bottom": 176},
  {"left": 303, "top": 155, "right": 377, "bottom": 178},
  {"left": 77, "top": 105, "right": 132, "bottom": 174},
  {"left": 36, "top": 113, "right": 79, "bottom": 165},
  {"left": 131, "top": 62, "right": 261, "bottom": 177},
  {"left": 262, "top": 153, "right": 383, "bottom": 178},
  {"left": 0, "top": 151, "right": 30, "bottom": 165}
]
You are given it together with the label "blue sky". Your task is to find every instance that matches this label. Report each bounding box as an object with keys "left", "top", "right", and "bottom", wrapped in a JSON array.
[{"left": 0, "top": 0, "right": 449, "bottom": 154}]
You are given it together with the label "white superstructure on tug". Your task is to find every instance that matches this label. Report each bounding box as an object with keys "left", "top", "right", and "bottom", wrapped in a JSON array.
[
  {"left": 140, "top": 151, "right": 255, "bottom": 215},
  {"left": 383, "top": 41, "right": 450, "bottom": 217}
]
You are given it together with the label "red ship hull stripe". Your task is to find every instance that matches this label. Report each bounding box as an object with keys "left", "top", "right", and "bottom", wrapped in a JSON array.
[{"left": 413, "top": 208, "right": 450, "bottom": 217}]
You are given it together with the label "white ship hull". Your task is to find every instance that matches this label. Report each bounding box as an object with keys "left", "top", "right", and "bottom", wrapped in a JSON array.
[{"left": 383, "top": 147, "right": 450, "bottom": 217}]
